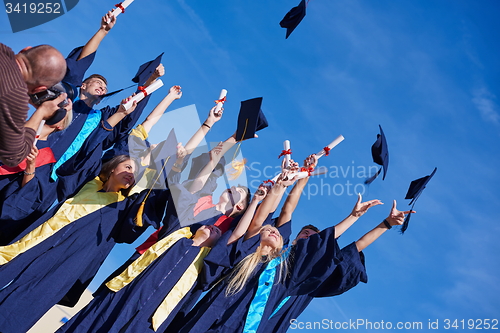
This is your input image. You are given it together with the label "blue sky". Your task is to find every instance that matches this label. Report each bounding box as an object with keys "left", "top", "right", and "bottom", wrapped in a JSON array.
[{"left": 2, "top": 0, "right": 499, "bottom": 331}]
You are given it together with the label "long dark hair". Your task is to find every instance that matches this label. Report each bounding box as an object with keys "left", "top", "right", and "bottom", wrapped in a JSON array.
[{"left": 99, "top": 155, "right": 137, "bottom": 196}]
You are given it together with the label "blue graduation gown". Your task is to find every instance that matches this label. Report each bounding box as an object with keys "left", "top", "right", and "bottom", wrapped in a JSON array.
[
  {"left": 0, "top": 125, "right": 171, "bottom": 333},
  {"left": 0, "top": 120, "right": 114, "bottom": 245},
  {"left": 265, "top": 243, "right": 368, "bottom": 333},
  {"left": 0, "top": 185, "right": 167, "bottom": 333},
  {"left": 170, "top": 225, "right": 346, "bottom": 333},
  {"left": 165, "top": 220, "right": 292, "bottom": 333},
  {"left": 50, "top": 46, "right": 154, "bottom": 176},
  {"left": 56, "top": 227, "right": 238, "bottom": 333}
]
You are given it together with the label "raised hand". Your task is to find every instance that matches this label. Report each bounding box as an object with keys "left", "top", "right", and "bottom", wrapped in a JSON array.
[
  {"left": 254, "top": 185, "right": 268, "bottom": 202},
  {"left": 350, "top": 193, "right": 383, "bottom": 218},
  {"left": 168, "top": 85, "right": 182, "bottom": 100},
  {"left": 176, "top": 142, "right": 187, "bottom": 161},
  {"left": 152, "top": 64, "right": 165, "bottom": 81},
  {"left": 303, "top": 154, "right": 318, "bottom": 169},
  {"left": 101, "top": 11, "right": 116, "bottom": 31},
  {"left": 277, "top": 169, "right": 298, "bottom": 187},
  {"left": 386, "top": 200, "right": 415, "bottom": 226},
  {"left": 117, "top": 96, "right": 137, "bottom": 116},
  {"left": 206, "top": 106, "right": 223, "bottom": 127}
]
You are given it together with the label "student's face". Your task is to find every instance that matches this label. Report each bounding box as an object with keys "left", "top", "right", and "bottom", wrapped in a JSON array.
[
  {"left": 220, "top": 186, "right": 248, "bottom": 212},
  {"left": 81, "top": 78, "right": 108, "bottom": 96},
  {"left": 109, "top": 160, "right": 136, "bottom": 189},
  {"left": 195, "top": 224, "right": 222, "bottom": 247},
  {"left": 295, "top": 228, "right": 318, "bottom": 242},
  {"left": 260, "top": 226, "right": 282, "bottom": 249}
]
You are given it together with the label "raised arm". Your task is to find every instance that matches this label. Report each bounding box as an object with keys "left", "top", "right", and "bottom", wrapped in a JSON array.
[
  {"left": 105, "top": 97, "right": 137, "bottom": 128},
  {"left": 184, "top": 106, "right": 223, "bottom": 155},
  {"left": 275, "top": 155, "right": 315, "bottom": 227},
  {"left": 142, "top": 63, "right": 165, "bottom": 89},
  {"left": 245, "top": 170, "right": 297, "bottom": 240},
  {"left": 355, "top": 200, "right": 414, "bottom": 252},
  {"left": 141, "top": 84, "right": 181, "bottom": 134},
  {"left": 78, "top": 11, "right": 116, "bottom": 61},
  {"left": 227, "top": 186, "right": 267, "bottom": 245},
  {"left": 334, "top": 194, "right": 383, "bottom": 238}
]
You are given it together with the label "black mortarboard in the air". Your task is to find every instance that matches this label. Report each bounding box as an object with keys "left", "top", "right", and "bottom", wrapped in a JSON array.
[
  {"left": 280, "top": 0, "right": 307, "bottom": 39},
  {"left": 365, "top": 125, "right": 389, "bottom": 184},
  {"left": 235, "top": 97, "right": 268, "bottom": 141},
  {"left": 100, "top": 53, "right": 164, "bottom": 100},
  {"left": 401, "top": 167, "right": 437, "bottom": 233},
  {"left": 132, "top": 53, "right": 164, "bottom": 86}
]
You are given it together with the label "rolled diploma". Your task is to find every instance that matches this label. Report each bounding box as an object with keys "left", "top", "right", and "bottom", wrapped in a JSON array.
[
  {"left": 215, "top": 89, "right": 227, "bottom": 114},
  {"left": 123, "top": 79, "right": 164, "bottom": 111},
  {"left": 316, "top": 135, "right": 345, "bottom": 158},
  {"left": 111, "top": 0, "right": 134, "bottom": 18},
  {"left": 33, "top": 120, "right": 45, "bottom": 146},
  {"left": 292, "top": 166, "right": 328, "bottom": 180},
  {"left": 283, "top": 140, "right": 291, "bottom": 169},
  {"left": 270, "top": 165, "right": 328, "bottom": 182}
]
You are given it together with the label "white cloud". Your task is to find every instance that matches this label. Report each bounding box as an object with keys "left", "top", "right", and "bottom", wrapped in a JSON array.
[{"left": 472, "top": 87, "right": 500, "bottom": 125}]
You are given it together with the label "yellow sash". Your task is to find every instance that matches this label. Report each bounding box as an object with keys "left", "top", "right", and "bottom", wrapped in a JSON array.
[
  {"left": 105, "top": 227, "right": 193, "bottom": 292},
  {"left": 0, "top": 177, "right": 126, "bottom": 265},
  {"left": 151, "top": 246, "right": 211, "bottom": 331}
]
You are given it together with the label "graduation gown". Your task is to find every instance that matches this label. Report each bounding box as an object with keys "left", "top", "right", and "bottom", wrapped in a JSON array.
[
  {"left": 0, "top": 130, "right": 170, "bottom": 333},
  {"left": 50, "top": 46, "right": 154, "bottom": 179},
  {"left": 171, "top": 225, "right": 351, "bottom": 333},
  {"left": 0, "top": 179, "right": 168, "bottom": 333},
  {"left": 56, "top": 227, "right": 236, "bottom": 333},
  {"left": 265, "top": 243, "right": 368, "bottom": 333},
  {"left": 0, "top": 120, "right": 114, "bottom": 245}
]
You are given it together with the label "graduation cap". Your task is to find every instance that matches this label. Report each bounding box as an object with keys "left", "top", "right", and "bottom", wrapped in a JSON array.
[
  {"left": 235, "top": 97, "right": 268, "bottom": 141},
  {"left": 280, "top": 0, "right": 307, "bottom": 39},
  {"left": 365, "top": 125, "right": 389, "bottom": 184},
  {"left": 99, "top": 52, "right": 165, "bottom": 100},
  {"left": 401, "top": 167, "right": 437, "bottom": 233},
  {"left": 132, "top": 52, "right": 164, "bottom": 86}
]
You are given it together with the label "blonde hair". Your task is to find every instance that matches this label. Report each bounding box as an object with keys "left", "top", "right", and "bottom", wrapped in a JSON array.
[
  {"left": 225, "top": 226, "right": 288, "bottom": 296},
  {"left": 61, "top": 108, "right": 73, "bottom": 130}
]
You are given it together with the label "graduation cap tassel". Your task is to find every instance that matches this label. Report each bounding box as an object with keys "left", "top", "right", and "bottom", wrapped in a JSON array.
[
  {"left": 364, "top": 167, "right": 382, "bottom": 185},
  {"left": 134, "top": 201, "right": 146, "bottom": 227},
  {"left": 400, "top": 211, "right": 412, "bottom": 234},
  {"left": 226, "top": 119, "right": 248, "bottom": 180},
  {"left": 133, "top": 156, "right": 170, "bottom": 227},
  {"left": 228, "top": 158, "right": 248, "bottom": 180}
]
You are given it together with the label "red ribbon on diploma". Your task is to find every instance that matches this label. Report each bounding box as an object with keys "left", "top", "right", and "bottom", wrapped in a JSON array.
[
  {"left": 277, "top": 149, "right": 292, "bottom": 159},
  {"left": 263, "top": 179, "right": 275, "bottom": 186},
  {"left": 214, "top": 96, "right": 226, "bottom": 104},
  {"left": 115, "top": 3, "right": 126, "bottom": 13},
  {"left": 323, "top": 146, "right": 331, "bottom": 156},
  {"left": 300, "top": 166, "right": 315, "bottom": 176},
  {"left": 138, "top": 86, "right": 148, "bottom": 97}
]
